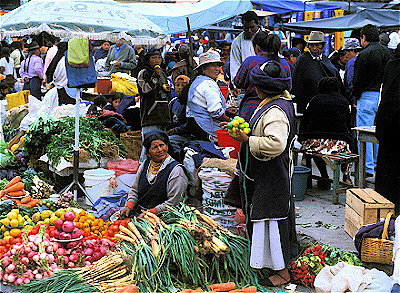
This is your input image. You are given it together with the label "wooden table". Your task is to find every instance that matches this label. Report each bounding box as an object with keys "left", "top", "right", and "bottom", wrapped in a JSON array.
[{"left": 353, "top": 126, "right": 378, "bottom": 188}]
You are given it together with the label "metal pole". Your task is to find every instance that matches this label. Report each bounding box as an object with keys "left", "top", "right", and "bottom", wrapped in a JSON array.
[
  {"left": 73, "top": 88, "right": 80, "bottom": 201},
  {"left": 186, "top": 16, "right": 195, "bottom": 73}
]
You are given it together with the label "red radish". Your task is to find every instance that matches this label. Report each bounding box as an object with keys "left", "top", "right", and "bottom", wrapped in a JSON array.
[
  {"left": 23, "top": 278, "right": 30, "bottom": 284},
  {"left": 71, "top": 228, "right": 82, "bottom": 239},
  {"left": 53, "top": 230, "right": 60, "bottom": 239},
  {"left": 27, "top": 251, "right": 36, "bottom": 260},
  {"left": 46, "top": 246, "right": 54, "bottom": 254},
  {"left": 21, "top": 257, "right": 29, "bottom": 265},
  {"left": 6, "top": 263, "right": 15, "bottom": 273},
  {"left": 32, "top": 255, "right": 40, "bottom": 262},
  {"left": 47, "top": 254, "right": 55, "bottom": 263},
  {"left": 54, "top": 219, "right": 64, "bottom": 231},
  {"left": 68, "top": 262, "right": 75, "bottom": 268},
  {"left": 67, "top": 241, "right": 78, "bottom": 249},
  {"left": 63, "top": 211, "right": 75, "bottom": 222},
  {"left": 7, "top": 274, "right": 16, "bottom": 283},
  {"left": 35, "top": 273, "right": 42, "bottom": 279},
  {"left": 2, "top": 257, "right": 11, "bottom": 266},
  {"left": 57, "top": 248, "right": 67, "bottom": 256},
  {"left": 16, "top": 278, "right": 24, "bottom": 285},
  {"left": 62, "top": 221, "right": 74, "bottom": 233},
  {"left": 84, "top": 248, "right": 93, "bottom": 256}
]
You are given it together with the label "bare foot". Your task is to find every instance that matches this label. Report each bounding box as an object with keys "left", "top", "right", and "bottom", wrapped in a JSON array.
[{"left": 268, "top": 268, "right": 290, "bottom": 286}]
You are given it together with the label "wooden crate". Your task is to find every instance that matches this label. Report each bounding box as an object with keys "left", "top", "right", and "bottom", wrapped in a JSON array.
[
  {"left": 344, "top": 189, "right": 394, "bottom": 238},
  {"left": 120, "top": 130, "right": 142, "bottom": 161}
]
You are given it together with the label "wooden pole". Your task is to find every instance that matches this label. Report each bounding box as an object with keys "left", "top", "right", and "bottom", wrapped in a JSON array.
[{"left": 186, "top": 16, "right": 195, "bottom": 75}]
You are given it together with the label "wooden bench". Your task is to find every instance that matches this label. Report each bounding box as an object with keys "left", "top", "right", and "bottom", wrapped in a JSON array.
[{"left": 294, "top": 149, "right": 360, "bottom": 204}]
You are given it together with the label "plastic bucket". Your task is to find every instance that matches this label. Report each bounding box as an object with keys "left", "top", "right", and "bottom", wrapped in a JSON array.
[
  {"left": 83, "top": 168, "right": 115, "bottom": 206},
  {"left": 216, "top": 129, "right": 241, "bottom": 159},
  {"left": 115, "top": 173, "right": 136, "bottom": 193},
  {"left": 291, "top": 166, "right": 311, "bottom": 201}
]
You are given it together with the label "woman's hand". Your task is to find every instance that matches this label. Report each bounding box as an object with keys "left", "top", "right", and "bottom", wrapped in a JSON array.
[
  {"left": 219, "top": 121, "right": 228, "bottom": 128},
  {"left": 229, "top": 129, "right": 249, "bottom": 143},
  {"left": 119, "top": 207, "right": 132, "bottom": 218}
]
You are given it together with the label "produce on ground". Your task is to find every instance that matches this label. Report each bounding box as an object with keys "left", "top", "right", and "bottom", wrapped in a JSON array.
[{"left": 290, "top": 244, "right": 363, "bottom": 287}]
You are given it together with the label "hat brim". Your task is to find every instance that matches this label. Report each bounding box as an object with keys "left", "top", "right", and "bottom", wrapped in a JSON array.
[
  {"left": 28, "top": 45, "right": 40, "bottom": 51},
  {"left": 307, "top": 40, "right": 327, "bottom": 44},
  {"left": 194, "top": 60, "right": 224, "bottom": 70}
]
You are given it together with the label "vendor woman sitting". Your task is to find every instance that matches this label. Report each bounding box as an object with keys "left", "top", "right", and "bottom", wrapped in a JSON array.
[{"left": 119, "top": 130, "right": 188, "bottom": 218}]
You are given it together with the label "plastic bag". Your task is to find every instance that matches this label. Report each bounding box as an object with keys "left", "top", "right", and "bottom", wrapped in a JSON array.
[
  {"left": 68, "top": 39, "right": 89, "bottom": 67},
  {"left": 91, "top": 191, "right": 128, "bottom": 221},
  {"left": 107, "top": 159, "right": 139, "bottom": 177}
]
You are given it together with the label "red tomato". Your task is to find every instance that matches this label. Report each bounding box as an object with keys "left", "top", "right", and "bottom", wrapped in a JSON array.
[
  {"left": 107, "top": 230, "right": 115, "bottom": 237},
  {"left": 0, "top": 239, "right": 6, "bottom": 246},
  {"left": 15, "top": 238, "right": 22, "bottom": 244},
  {"left": 114, "top": 220, "right": 121, "bottom": 226},
  {"left": 120, "top": 220, "right": 128, "bottom": 227}
]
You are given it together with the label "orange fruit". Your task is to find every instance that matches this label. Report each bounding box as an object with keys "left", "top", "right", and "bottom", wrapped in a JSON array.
[
  {"left": 87, "top": 214, "right": 95, "bottom": 221},
  {"left": 79, "top": 210, "right": 86, "bottom": 217}
]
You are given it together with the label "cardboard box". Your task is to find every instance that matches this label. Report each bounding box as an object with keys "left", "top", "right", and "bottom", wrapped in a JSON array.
[{"left": 344, "top": 188, "right": 394, "bottom": 238}]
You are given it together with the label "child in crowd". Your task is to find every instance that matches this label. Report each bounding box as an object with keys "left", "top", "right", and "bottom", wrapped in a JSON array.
[
  {"left": 167, "top": 75, "right": 191, "bottom": 156},
  {"left": 0, "top": 82, "right": 9, "bottom": 99},
  {"left": 105, "top": 92, "right": 123, "bottom": 112},
  {"left": 87, "top": 95, "right": 130, "bottom": 134}
]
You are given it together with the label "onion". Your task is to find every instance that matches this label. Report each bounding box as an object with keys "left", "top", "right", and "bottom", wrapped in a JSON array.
[
  {"left": 55, "top": 219, "right": 64, "bottom": 231},
  {"left": 35, "top": 273, "right": 43, "bottom": 280},
  {"left": 62, "top": 221, "right": 75, "bottom": 233},
  {"left": 32, "top": 255, "right": 40, "bottom": 262},
  {"left": 69, "top": 254, "right": 78, "bottom": 262},
  {"left": 20, "top": 257, "right": 29, "bottom": 265},
  {"left": 93, "top": 252, "right": 102, "bottom": 261},
  {"left": 71, "top": 228, "right": 82, "bottom": 239},
  {"left": 84, "top": 248, "right": 93, "bottom": 256},
  {"left": 15, "top": 278, "right": 24, "bottom": 285},
  {"left": 2, "top": 257, "right": 11, "bottom": 267},
  {"left": 28, "top": 251, "right": 37, "bottom": 260},
  {"left": 10, "top": 249, "right": 16, "bottom": 254},
  {"left": 68, "top": 262, "right": 75, "bottom": 268},
  {"left": 32, "top": 270, "right": 38, "bottom": 275},
  {"left": 99, "top": 247, "right": 107, "bottom": 256},
  {"left": 31, "top": 244, "right": 38, "bottom": 252},
  {"left": 39, "top": 252, "right": 47, "bottom": 260},
  {"left": 85, "top": 261, "right": 91, "bottom": 266},
  {"left": 3, "top": 273, "right": 8, "bottom": 282},
  {"left": 63, "top": 211, "right": 75, "bottom": 222},
  {"left": 7, "top": 273, "right": 16, "bottom": 283},
  {"left": 67, "top": 241, "right": 78, "bottom": 249},
  {"left": 47, "top": 254, "right": 55, "bottom": 263},
  {"left": 7, "top": 263, "right": 15, "bottom": 272},
  {"left": 23, "top": 278, "right": 30, "bottom": 284},
  {"left": 57, "top": 247, "right": 67, "bottom": 256},
  {"left": 24, "top": 246, "right": 31, "bottom": 253},
  {"left": 46, "top": 246, "right": 54, "bottom": 254}
]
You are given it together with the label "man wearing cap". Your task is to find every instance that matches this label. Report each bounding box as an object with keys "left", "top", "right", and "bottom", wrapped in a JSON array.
[
  {"left": 353, "top": 24, "right": 393, "bottom": 177},
  {"left": 169, "top": 45, "right": 196, "bottom": 82},
  {"left": 19, "top": 41, "right": 44, "bottom": 99},
  {"left": 343, "top": 38, "right": 362, "bottom": 106},
  {"left": 3, "top": 74, "right": 17, "bottom": 94},
  {"left": 292, "top": 31, "right": 339, "bottom": 115},
  {"left": 105, "top": 38, "right": 136, "bottom": 74},
  {"left": 271, "top": 23, "right": 286, "bottom": 41},
  {"left": 229, "top": 11, "right": 260, "bottom": 83}
]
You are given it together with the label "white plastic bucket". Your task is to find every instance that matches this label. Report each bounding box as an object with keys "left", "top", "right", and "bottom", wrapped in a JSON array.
[
  {"left": 83, "top": 168, "right": 115, "bottom": 206},
  {"left": 115, "top": 173, "right": 136, "bottom": 193}
]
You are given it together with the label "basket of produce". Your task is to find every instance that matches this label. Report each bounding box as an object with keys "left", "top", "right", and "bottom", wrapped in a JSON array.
[
  {"left": 360, "top": 212, "right": 394, "bottom": 265},
  {"left": 119, "top": 130, "right": 142, "bottom": 161}
]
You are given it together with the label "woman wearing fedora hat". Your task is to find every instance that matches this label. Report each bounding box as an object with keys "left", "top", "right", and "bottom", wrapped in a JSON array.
[
  {"left": 186, "top": 50, "right": 230, "bottom": 142},
  {"left": 19, "top": 41, "right": 44, "bottom": 99}
]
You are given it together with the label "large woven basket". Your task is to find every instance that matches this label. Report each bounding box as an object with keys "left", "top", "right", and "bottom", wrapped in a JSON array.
[
  {"left": 361, "top": 212, "right": 394, "bottom": 265},
  {"left": 120, "top": 130, "right": 142, "bottom": 161}
]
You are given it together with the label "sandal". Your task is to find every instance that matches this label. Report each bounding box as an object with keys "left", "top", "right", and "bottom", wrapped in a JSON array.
[{"left": 261, "top": 272, "right": 291, "bottom": 287}]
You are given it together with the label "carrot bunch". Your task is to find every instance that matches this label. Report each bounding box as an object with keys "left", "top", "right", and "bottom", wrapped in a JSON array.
[
  {"left": 0, "top": 176, "right": 39, "bottom": 207},
  {"left": 180, "top": 283, "right": 257, "bottom": 293},
  {"left": 1, "top": 176, "right": 26, "bottom": 199}
]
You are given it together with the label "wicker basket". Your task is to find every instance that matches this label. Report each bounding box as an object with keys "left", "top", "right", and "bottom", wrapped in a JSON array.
[
  {"left": 361, "top": 212, "right": 394, "bottom": 265},
  {"left": 120, "top": 130, "right": 142, "bottom": 161}
]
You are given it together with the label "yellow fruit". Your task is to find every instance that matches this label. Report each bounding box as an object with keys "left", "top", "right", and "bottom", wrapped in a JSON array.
[
  {"left": 11, "top": 209, "right": 19, "bottom": 214},
  {"left": 1, "top": 225, "right": 7, "bottom": 232},
  {"left": 3, "top": 231, "right": 10, "bottom": 237},
  {"left": 43, "top": 218, "right": 50, "bottom": 225},
  {"left": 18, "top": 217, "right": 24, "bottom": 226},
  {"left": 9, "top": 228, "right": 22, "bottom": 238},
  {"left": 87, "top": 213, "right": 95, "bottom": 221},
  {"left": 243, "top": 128, "right": 251, "bottom": 135},
  {"left": 3, "top": 236, "right": 11, "bottom": 242},
  {"left": 10, "top": 219, "right": 19, "bottom": 227},
  {"left": 7, "top": 212, "right": 18, "bottom": 220},
  {"left": 231, "top": 120, "right": 239, "bottom": 127},
  {"left": 0, "top": 218, "right": 10, "bottom": 226},
  {"left": 49, "top": 216, "right": 59, "bottom": 225},
  {"left": 238, "top": 118, "right": 244, "bottom": 124},
  {"left": 41, "top": 210, "right": 51, "bottom": 220},
  {"left": 55, "top": 209, "right": 66, "bottom": 218},
  {"left": 32, "top": 212, "right": 41, "bottom": 223}
]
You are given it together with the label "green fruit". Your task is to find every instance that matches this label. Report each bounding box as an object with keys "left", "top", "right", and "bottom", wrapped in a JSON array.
[
  {"left": 239, "top": 123, "right": 246, "bottom": 130},
  {"left": 234, "top": 116, "right": 240, "bottom": 120},
  {"left": 244, "top": 122, "right": 249, "bottom": 128},
  {"left": 243, "top": 128, "right": 251, "bottom": 135},
  {"left": 227, "top": 122, "right": 233, "bottom": 129}
]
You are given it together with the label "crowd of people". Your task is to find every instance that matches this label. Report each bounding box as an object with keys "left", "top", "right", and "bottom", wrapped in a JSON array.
[{"left": 1, "top": 10, "right": 400, "bottom": 287}]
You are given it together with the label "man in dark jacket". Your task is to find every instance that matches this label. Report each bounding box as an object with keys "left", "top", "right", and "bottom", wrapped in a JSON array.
[
  {"left": 292, "top": 31, "right": 339, "bottom": 116},
  {"left": 353, "top": 24, "right": 393, "bottom": 177},
  {"left": 375, "top": 44, "right": 400, "bottom": 212}
]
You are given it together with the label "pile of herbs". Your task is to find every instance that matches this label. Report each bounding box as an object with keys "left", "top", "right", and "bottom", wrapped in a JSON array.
[
  {"left": 24, "top": 115, "right": 126, "bottom": 166},
  {"left": 0, "top": 141, "right": 16, "bottom": 168}
]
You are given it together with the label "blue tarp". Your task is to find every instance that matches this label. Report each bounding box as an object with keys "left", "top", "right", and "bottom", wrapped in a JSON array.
[
  {"left": 130, "top": 0, "right": 252, "bottom": 34},
  {"left": 282, "top": 9, "right": 400, "bottom": 33},
  {"left": 251, "top": 0, "right": 341, "bottom": 14}
]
